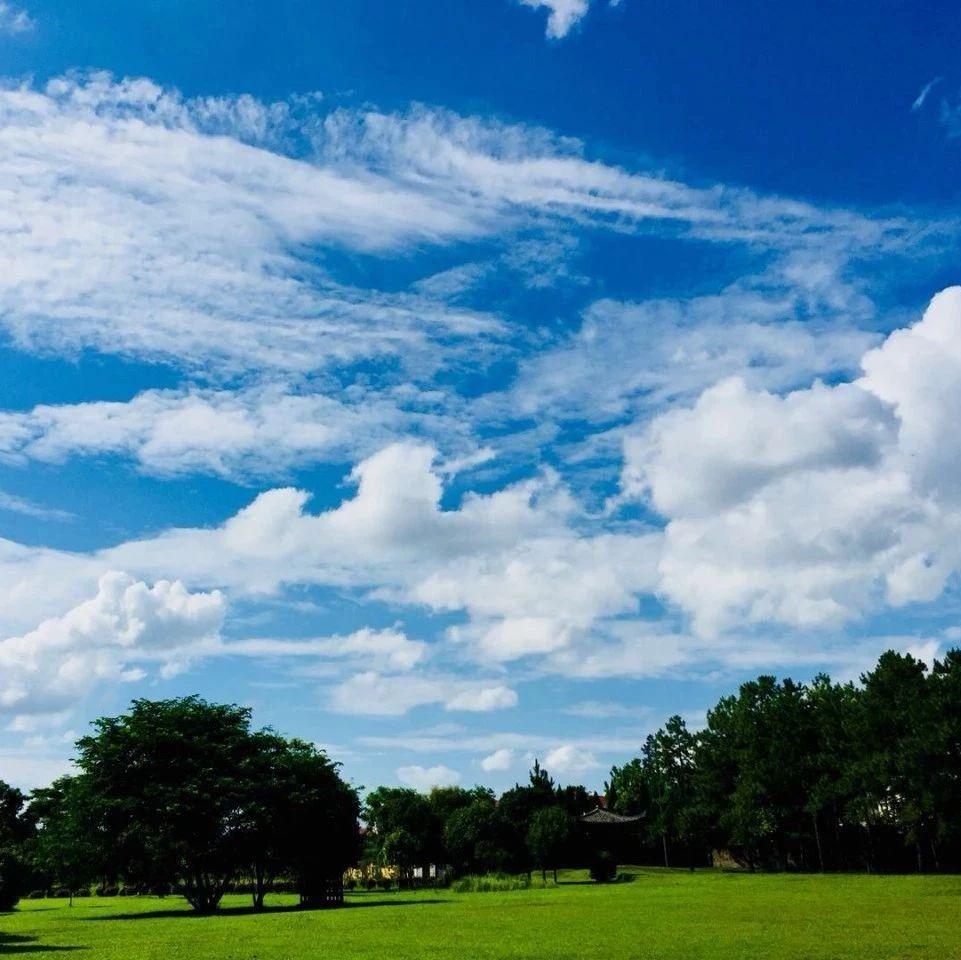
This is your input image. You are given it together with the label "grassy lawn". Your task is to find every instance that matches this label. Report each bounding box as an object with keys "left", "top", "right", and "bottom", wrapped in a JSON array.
[{"left": 2, "top": 869, "right": 960, "bottom": 959}]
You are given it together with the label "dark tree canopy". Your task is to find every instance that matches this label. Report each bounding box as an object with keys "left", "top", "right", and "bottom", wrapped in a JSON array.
[
  {"left": 72, "top": 697, "right": 359, "bottom": 912},
  {"left": 608, "top": 649, "right": 961, "bottom": 872}
]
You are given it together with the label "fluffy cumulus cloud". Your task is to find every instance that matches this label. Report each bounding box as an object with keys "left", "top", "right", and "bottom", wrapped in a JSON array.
[
  {"left": 542, "top": 743, "right": 601, "bottom": 776},
  {"left": 396, "top": 764, "right": 461, "bottom": 790},
  {"left": 480, "top": 748, "right": 516, "bottom": 772},
  {"left": 625, "top": 286, "right": 961, "bottom": 635},
  {"left": 518, "top": 0, "right": 590, "bottom": 38},
  {"left": 0, "top": 572, "right": 224, "bottom": 716}
]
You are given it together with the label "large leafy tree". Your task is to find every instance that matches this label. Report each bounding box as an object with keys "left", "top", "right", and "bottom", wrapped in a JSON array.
[
  {"left": 29, "top": 775, "right": 103, "bottom": 903},
  {"left": 237, "top": 732, "right": 360, "bottom": 909},
  {"left": 442, "top": 795, "right": 513, "bottom": 875},
  {"left": 0, "top": 780, "right": 31, "bottom": 911},
  {"left": 362, "top": 787, "right": 441, "bottom": 883},
  {"left": 76, "top": 697, "right": 261, "bottom": 912},
  {"left": 74, "top": 696, "right": 358, "bottom": 912}
]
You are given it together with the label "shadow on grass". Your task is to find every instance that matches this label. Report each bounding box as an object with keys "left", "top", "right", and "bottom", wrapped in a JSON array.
[
  {"left": 81, "top": 898, "right": 449, "bottom": 922},
  {"left": 0, "top": 932, "right": 81, "bottom": 954},
  {"left": 558, "top": 874, "right": 637, "bottom": 886}
]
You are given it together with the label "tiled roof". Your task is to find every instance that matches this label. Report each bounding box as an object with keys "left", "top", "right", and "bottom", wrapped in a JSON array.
[{"left": 580, "top": 806, "right": 644, "bottom": 824}]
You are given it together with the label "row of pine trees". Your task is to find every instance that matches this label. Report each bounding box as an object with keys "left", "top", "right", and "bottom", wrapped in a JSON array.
[{"left": 607, "top": 650, "right": 961, "bottom": 872}]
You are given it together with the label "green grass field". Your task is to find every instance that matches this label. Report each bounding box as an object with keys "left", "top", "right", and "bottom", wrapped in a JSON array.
[{"left": 3, "top": 869, "right": 960, "bottom": 959}]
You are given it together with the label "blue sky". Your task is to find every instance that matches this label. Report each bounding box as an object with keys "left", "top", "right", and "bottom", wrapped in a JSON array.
[{"left": 2, "top": 0, "right": 961, "bottom": 795}]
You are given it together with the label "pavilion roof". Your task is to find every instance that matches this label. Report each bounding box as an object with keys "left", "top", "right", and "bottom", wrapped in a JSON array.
[{"left": 580, "top": 807, "right": 644, "bottom": 825}]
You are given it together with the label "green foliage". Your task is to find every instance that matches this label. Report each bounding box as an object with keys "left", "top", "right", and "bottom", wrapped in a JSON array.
[
  {"left": 0, "top": 780, "right": 31, "bottom": 911},
  {"left": 526, "top": 806, "right": 572, "bottom": 880},
  {"left": 362, "top": 787, "right": 440, "bottom": 882},
  {"left": 66, "top": 696, "right": 358, "bottom": 913},
  {"left": 451, "top": 872, "right": 538, "bottom": 892},
  {"left": 29, "top": 775, "right": 101, "bottom": 902},
  {"left": 608, "top": 649, "right": 961, "bottom": 872}
]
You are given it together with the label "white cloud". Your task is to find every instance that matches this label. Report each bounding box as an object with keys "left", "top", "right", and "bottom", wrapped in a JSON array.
[
  {"left": 0, "top": 69, "right": 931, "bottom": 402},
  {"left": 510, "top": 282, "right": 879, "bottom": 425},
  {"left": 625, "top": 286, "right": 961, "bottom": 635},
  {"left": 562, "top": 700, "right": 647, "bottom": 718},
  {"left": 328, "top": 672, "right": 518, "bottom": 716},
  {"left": 396, "top": 764, "right": 461, "bottom": 790},
  {"left": 226, "top": 627, "right": 427, "bottom": 672},
  {"left": 0, "top": 74, "right": 500, "bottom": 377},
  {"left": 543, "top": 743, "right": 601, "bottom": 777},
  {"left": 0, "top": 384, "right": 475, "bottom": 480},
  {"left": 480, "top": 747, "right": 516, "bottom": 771},
  {"left": 0, "top": 571, "right": 224, "bottom": 715},
  {"left": 320, "top": 107, "right": 923, "bottom": 262},
  {"left": 445, "top": 685, "right": 518, "bottom": 711},
  {"left": 0, "top": 749, "right": 73, "bottom": 792},
  {"left": 0, "top": 490, "right": 72, "bottom": 522},
  {"left": 518, "top": 0, "right": 590, "bottom": 38},
  {"left": 0, "top": 441, "right": 664, "bottom": 685},
  {"left": 0, "top": 2, "right": 33, "bottom": 34},
  {"left": 912, "top": 77, "right": 942, "bottom": 113}
]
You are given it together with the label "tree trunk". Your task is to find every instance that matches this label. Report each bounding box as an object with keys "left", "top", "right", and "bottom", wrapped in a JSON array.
[
  {"left": 253, "top": 860, "right": 266, "bottom": 911},
  {"left": 662, "top": 833, "right": 670, "bottom": 869},
  {"left": 553, "top": 868, "right": 558, "bottom": 884},
  {"left": 812, "top": 812, "right": 825, "bottom": 873}
]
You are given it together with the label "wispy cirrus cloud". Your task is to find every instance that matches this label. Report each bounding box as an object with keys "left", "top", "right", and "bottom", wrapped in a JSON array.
[{"left": 0, "top": 490, "right": 72, "bottom": 522}]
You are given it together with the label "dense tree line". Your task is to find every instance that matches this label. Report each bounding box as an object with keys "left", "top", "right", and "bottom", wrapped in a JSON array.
[
  {"left": 2, "top": 648, "right": 960, "bottom": 914},
  {"left": 607, "top": 650, "right": 961, "bottom": 872},
  {"left": 361, "top": 761, "right": 593, "bottom": 883}
]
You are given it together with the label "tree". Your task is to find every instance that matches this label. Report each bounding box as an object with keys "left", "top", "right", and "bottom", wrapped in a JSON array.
[
  {"left": 76, "top": 697, "right": 270, "bottom": 913},
  {"left": 929, "top": 650, "right": 961, "bottom": 868},
  {"left": 851, "top": 652, "right": 936, "bottom": 872},
  {"left": 237, "top": 733, "right": 359, "bottom": 909},
  {"left": 29, "top": 776, "right": 101, "bottom": 904},
  {"left": 0, "top": 780, "right": 32, "bottom": 911},
  {"left": 641, "top": 716, "right": 698, "bottom": 868},
  {"left": 526, "top": 806, "right": 571, "bottom": 882},
  {"left": 497, "top": 760, "right": 558, "bottom": 873},
  {"left": 363, "top": 788, "right": 440, "bottom": 884},
  {"left": 443, "top": 797, "right": 507, "bottom": 875},
  {"left": 276, "top": 744, "right": 360, "bottom": 908}
]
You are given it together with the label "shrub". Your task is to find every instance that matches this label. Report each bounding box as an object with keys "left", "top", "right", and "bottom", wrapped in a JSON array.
[
  {"left": 344, "top": 877, "right": 357, "bottom": 890},
  {"left": 589, "top": 852, "right": 617, "bottom": 883},
  {"left": 378, "top": 878, "right": 394, "bottom": 891},
  {"left": 452, "top": 873, "right": 534, "bottom": 893},
  {"left": 363, "top": 877, "right": 377, "bottom": 891}
]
